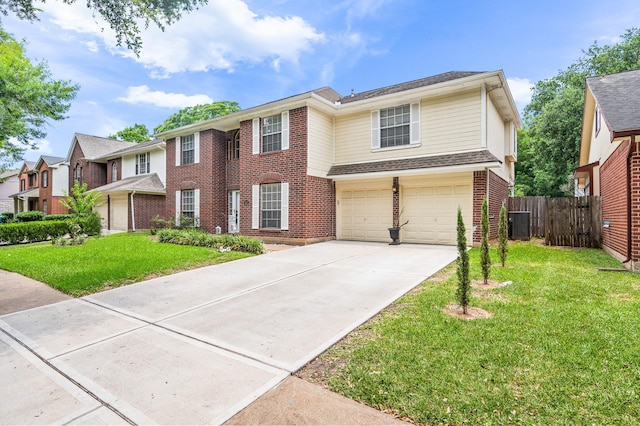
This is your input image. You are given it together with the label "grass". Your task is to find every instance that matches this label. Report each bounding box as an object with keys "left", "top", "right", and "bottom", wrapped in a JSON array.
[
  {"left": 0, "top": 232, "right": 252, "bottom": 296},
  {"left": 302, "top": 241, "right": 640, "bottom": 425}
]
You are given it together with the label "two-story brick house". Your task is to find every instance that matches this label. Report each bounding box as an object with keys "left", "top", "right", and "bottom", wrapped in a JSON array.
[
  {"left": 11, "top": 156, "right": 69, "bottom": 215},
  {"left": 92, "top": 139, "right": 167, "bottom": 231},
  {"left": 157, "top": 70, "right": 520, "bottom": 246}
]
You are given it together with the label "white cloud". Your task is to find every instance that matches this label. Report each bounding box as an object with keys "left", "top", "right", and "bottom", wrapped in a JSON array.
[
  {"left": 42, "top": 0, "right": 324, "bottom": 76},
  {"left": 118, "top": 85, "right": 214, "bottom": 108},
  {"left": 24, "top": 139, "right": 54, "bottom": 158},
  {"left": 84, "top": 40, "right": 99, "bottom": 52},
  {"left": 506, "top": 77, "right": 534, "bottom": 112}
]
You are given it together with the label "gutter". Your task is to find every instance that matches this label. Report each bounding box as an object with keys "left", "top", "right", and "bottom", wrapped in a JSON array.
[
  {"left": 130, "top": 191, "right": 136, "bottom": 232},
  {"left": 623, "top": 136, "right": 636, "bottom": 264}
]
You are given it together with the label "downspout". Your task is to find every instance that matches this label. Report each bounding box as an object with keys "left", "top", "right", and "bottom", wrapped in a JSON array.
[
  {"left": 623, "top": 136, "right": 636, "bottom": 264},
  {"left": 130, "top": 191, "right": 136, "bottom": 232}
]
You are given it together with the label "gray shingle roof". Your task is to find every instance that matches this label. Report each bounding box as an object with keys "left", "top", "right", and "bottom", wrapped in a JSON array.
[
  {"left": 99, "top": 139, "right": 164, "bottom": 158},
  {"left": 40, "top": 156, "right": 66, "bottom": 166},
  {"left": 0, "top": 169, "right": 19, "bottom": 179},
  {"left": 587, "top": 69, "right": 640, "bottom": 134},
  {"left": 91, "top": 173, "right": 165, "bottom": 194},
  {"left": 327, "top": 150, "right": 501, "bottom": 176},
  {"left": 339, "top": 71, "right": 485, "bottom": 104},
  {"left": 74, "top": 133, "right": 137, "bottom": 160}
]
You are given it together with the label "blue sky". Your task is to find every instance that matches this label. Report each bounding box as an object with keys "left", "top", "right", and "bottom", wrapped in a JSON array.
[{"left": 3, "top": 0, "right": 640, "bottom": 165}]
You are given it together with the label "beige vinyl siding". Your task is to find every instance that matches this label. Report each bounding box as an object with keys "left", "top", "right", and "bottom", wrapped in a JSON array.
[
  {"left": 334, "top": 89, "right": 483, "bottom": 165},
  {"left": 486, "top": 97, "right": 511, "bottom": 183},
  {"left": 307, "top": 108, "right": 334, "bottom": 177}
]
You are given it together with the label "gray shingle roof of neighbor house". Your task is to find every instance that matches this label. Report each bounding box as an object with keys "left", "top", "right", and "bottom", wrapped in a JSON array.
[
  {"left": 39, "top": 156, "right": 66, "bottom": 166},
  {"left": 91, "top": 173, "right": 165, "bottom": 194},
  {"left": 0, "top": 169, "right": 19, "bottom": 179},
  {"left": 338, "top": 71, "right": 485, "bottom": 104},
  {"left": 97, "top": 139, "right": 165, "bottom": 159},
  {"left": 72, "top": 133, "right": 136, "bottom": 160},
  {"left": 327, "top": 150, "right": 501, "bottom": 177},
  {"left": 587, "top": 69, "right": 640, "bottom": 134}
]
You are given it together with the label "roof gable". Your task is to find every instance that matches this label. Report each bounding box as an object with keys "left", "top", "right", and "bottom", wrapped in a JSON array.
[
  {"left": 67, "top": 133, "right": 137, "bottom": 162},
  {"left": 587, "top": 69, "right": 640, "bottom": 135}
]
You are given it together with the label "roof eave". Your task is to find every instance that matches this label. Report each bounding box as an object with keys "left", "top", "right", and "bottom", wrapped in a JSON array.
[{"left": 329, "top": 161, "right": 502, "bottom": 180}]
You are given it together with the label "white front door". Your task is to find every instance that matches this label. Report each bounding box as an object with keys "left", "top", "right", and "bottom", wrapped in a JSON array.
[{"left": 228, "top": 190, "right": 240, "bottom": 233}]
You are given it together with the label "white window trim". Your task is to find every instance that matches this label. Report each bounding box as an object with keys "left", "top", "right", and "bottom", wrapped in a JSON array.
[
  {"left": 175, "top": 190, "right": 181, "bottom": 225},
  {"left": 175, "top": 136, "right": 181, "bottom": 166},
  {"left": 252, "top": 185, "right": 259, "bottom": 228},
  {"left": 252, "top": 182, "right": 289, "bottom": 230},
  {"left": 252, "top": 119, "right": 260, "bottom": 155},
  {"left": 371, "top": 102, "right": 421, "bottom": 151},
  {"left": 194, "top": 132, "right": 200, "bottom": 164}
]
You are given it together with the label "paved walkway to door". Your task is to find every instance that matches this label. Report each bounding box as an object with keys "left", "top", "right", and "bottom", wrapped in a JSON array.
[{"left": 0, "top": 241, "right": 457, "bottom": 424}]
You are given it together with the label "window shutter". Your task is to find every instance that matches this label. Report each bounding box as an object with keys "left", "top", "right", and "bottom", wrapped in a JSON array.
[
  {"left": 252, "top": 118, "right": 260, "bottom": 154},
  {"left": 371, "top": 110, "right": 380, "bottom": 149},
  {"left": 410, "top": 102, "right": 420, "bottom": 144},
  {"left": 175, "top": 190, "right": 181, "bottom": 225},
  {"left": 194, "top": 132, "right": 200, "bottom": 164},
  {"left": 252, "top": 185, "right": 259, "bottom": 229},
  {"left": 281, "top": 182, "right": 289, "bottom": 230},
  {"left": 175, "top": 136, "right": 181, "bottom": 166},
  {"left": 194, "top": 188, "right": 200, "bottom": 226},
  {"left": 147, "top": 152, "right": 151, "bottom": 173},
  {"left": 281, "top": 111, "right": 289, "bottom": 150}
]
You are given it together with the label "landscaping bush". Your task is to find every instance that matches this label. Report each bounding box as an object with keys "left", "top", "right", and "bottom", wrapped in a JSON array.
[
  {"left": 156, "top": 229, "right": 265, "bottom": 254},
  {"left": 1, "top": 212, "right": 14, "bottom": 223},
  {"left": 44, "top": 214, "right": 74, "bottom": 221},
  {"left": 0, "top": 220, "right": 70, "bottom": 244},
  {"left": 76, "top": 212, "right": 101, "bottom": 236},
  {"left": 16, "top": 211, "right": 44, "bottom": 222}
]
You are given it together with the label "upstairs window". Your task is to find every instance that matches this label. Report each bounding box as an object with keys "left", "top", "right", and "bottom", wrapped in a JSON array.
[
  {"left": 371, "top": 103, "right": 420, "bottom": 150},
  {"left": 112, "top": 162, "right": 118, "bottom": 182},
  {"left": 228, "top": 130, "right": 240, "bottom": 160},
  {"left": 595, "top": 106, "right": 601, "bottom": 134},
  {"left": 175, "top": 133, "right": 200, "bottom": 166},
  {"left": 181, "top": 135, "right": 195, "bottom": 165},
  {"left": 136, "top": 152, "right": 150, "bottom": 175},
  {"left": 252, "top": 111, "right": 289, "bottom": 154},
  {"left": 41, "top": 170, "right": 49, "bottom": 188},
  {"left": 20, "top": 179, "right": 25, "bottom": 191},
  {"left": 262, "top": 114, "right": 282, "bottom": 153},
  {"left": 75, "top": 163, "right": 82, "bottom": 183},
  {"left": 28, "top": 173, "right": 37, "bottom": 187}
]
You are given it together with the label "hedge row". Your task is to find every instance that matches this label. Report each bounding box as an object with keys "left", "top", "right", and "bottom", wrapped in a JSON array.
[
  {"left": 156, "top": 229, "right": 265, "bottom": 254},
  {"left": 0, "top": 221, "right": 70, "bottom": 245}
]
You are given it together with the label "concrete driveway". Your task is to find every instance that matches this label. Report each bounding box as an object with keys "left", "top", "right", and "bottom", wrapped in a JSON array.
[{"left": 0, "top": 241, "right": 457, "bottom": 424}]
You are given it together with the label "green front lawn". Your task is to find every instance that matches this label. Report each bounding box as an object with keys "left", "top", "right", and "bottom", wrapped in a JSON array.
[
  {"left": 0, "top": 232, "right": 252, "bottom": 296},
  {"left": 301, "top": 241, "right": 640, "bottom": 425}
]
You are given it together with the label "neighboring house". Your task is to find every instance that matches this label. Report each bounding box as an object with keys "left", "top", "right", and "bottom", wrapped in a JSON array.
[
  {"left": 66, "top": 133, "right": 136, "bottom": 190},
  {"left": 12, "top": 161, "right": 38, "bottom": 213},
  {"left": 92, "top": 139, "right": 167, "bottom": 231},
  {"left": 576, "top": 68, "right": 640, "bottom": 271},
  {"left": 0, "top": 169, "right": 19, "bottom": 213},
  {"left": 33, "top": 156, "right": 69, "bottom": 215},
  {"left": 157, "top": 70, "right": 520, "bottom": 245}
]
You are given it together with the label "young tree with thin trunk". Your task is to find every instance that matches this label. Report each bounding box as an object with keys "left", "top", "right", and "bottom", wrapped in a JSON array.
[
  {"left": 456, "top": 207, "right": 470, "bottom": 314},
  {"left": 498, "top": 202, "right": 508, "bottom": 267},
  {"left": 480, "top": 197, "right": 491, "bottom": 284}
]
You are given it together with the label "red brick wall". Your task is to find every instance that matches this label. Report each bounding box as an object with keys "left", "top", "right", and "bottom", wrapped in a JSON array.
[
  {"left": 472, "top": 170, "right": 508, "bottom": 243},
  {"left": 165, "top": 129, "right": 228, "bottom": 233},
  {"left": 629, "top": 143, "right": 640, "bottom": 266},
  {"left": 37, "top": 163, "right": 68, "bottom": 215},
  {"left": 600, "top": 140, "right": 630, "bottom": 259},
  {"left": 238, "top": 106, "right": 335, "bottom": 241},
  {"left": 68, "top": 143, "right": 107, "bottom": 190},
  {"left": 130, "top": 194, "right": 166, "bottom": 230}
]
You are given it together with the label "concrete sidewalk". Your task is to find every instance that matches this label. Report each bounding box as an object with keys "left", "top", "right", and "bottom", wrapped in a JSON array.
[{"left": 1, "top": 241, "right": 457, "bottom": 424}]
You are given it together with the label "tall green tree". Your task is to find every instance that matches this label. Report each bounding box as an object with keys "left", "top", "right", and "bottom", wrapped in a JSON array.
[
  {"left": 480, "top": 197, "right": 491, "bottom": 284},
  {"left": 0, "top": 29, "right": 78, "bottom": 166},
  {"left": 109, "top": 123, "right": 152, "bottom": 143},
  {"left": 456, "top": 207, "right": 470, "bottom": 315},
  {"left": 153, "top": 101, "right": 241, "bottom": 134},
  {"left": 518, "top": 27, "right": 640, "bottom": 196},
  {"left": 0, "top": 0, "right": 207, "bottom": 54}
]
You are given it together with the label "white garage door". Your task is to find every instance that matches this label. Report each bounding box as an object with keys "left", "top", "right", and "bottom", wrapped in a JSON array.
[
  {"left": 338, "top": 185, "right": 393, "bottom": 242},
  {"left": 401, "top": 176, "right": 473, "bottom": 245},
  {"left": 110, "top": 195, "right": 129, "bottom": 231}
]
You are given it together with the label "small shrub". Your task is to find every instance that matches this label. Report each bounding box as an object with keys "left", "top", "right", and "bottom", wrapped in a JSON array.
[
  {"left": 156, "top": 229, "right": 264, "bottom": 254},
  {"left": 1, "top": 212, "right": 15, "bottom": 223},
  {"left": 456, "top": 207, "right": 470, "bottom": 314},
  {"left": 44, "top": 214, "right": 74, "bottom": 221},
  {"left": 498, "top": 202, "right": 508, "bottom": 267},
  {"left": 77, "top": 212, "right": 101, "bottom": 236},
  {"left": 52, "top": 223, "right": 88, "bottom": 246},
  {"left": 16, "top": 211, "right": 44, "bottom": 222},
  {"left": 0, "top": 220, "right": 70, "bottom": 244}
]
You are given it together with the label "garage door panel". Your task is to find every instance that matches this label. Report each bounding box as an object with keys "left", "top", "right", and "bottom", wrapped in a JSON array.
[
  {"left": 338, "top": 186, "right": 392, "bottom": 243},
  {"left": 402, "top": 181, "right": 472, "bottom": 245}
]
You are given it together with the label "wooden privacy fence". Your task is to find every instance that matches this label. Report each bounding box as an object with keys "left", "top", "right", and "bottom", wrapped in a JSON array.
[{"left": 508, "top": 196, "right": 602, "bottom": 248}]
